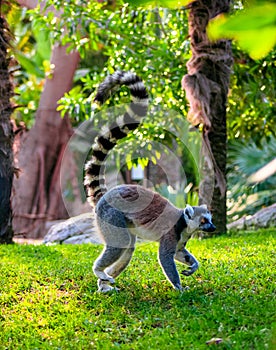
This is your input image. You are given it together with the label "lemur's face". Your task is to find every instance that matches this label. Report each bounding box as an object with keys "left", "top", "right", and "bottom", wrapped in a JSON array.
[
  {"left": 198, "top": 212, "right": 216, "bottom": 232},
  {"left": 184, "top": 204, "right": 216, "bottom": 233}
]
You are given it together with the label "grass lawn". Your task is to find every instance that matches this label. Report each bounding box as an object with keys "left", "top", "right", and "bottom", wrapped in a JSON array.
[{"left": 0, "top": 229, "right": 275, "bottom": 349}]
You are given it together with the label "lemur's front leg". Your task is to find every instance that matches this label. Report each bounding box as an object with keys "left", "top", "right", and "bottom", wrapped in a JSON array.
[
  {"left": 174, "top": 248, "right": 199, "bottom": 276},
  {"left": 159, "top": 234, "right": 183, "bottom": 291}
]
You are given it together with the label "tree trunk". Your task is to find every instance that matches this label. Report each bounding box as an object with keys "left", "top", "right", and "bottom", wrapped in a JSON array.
[
  {"left": 12, "top": 45, "right": 80, "bottom": 238},
  {"left": 182, "top": 0, "right": 233, "bottom": 234},
  {"left": 0, "top": 16, "right": 14, "bottom": 244}
]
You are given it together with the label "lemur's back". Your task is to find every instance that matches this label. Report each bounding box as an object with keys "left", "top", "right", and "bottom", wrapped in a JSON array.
[{"left": 96, "top": 184, "right": 182, "bottom": 241}]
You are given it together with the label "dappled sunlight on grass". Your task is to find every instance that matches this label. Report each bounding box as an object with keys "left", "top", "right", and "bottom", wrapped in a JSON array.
[{"left": 0, "top": 229, "right": 275, "bottom": 349}]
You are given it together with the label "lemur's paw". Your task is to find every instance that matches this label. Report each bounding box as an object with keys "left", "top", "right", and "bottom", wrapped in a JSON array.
[
  {"left": 181, "top": 269, "right": 193, "bottom": 276},
  {"left": 98, "top": 285, "right": 118, "bottom": 293},
  {"left": 97, "top": 279, "right": 118, "bottom": 293},
  {"left": 174, "top": 284, "right": 190, "bottom": 292},
  {"left": 174, "top": 284, "right": 183, "bottom": 291},
  {"left": 181, "top": 263, "right": 198, "bottom": 276}
]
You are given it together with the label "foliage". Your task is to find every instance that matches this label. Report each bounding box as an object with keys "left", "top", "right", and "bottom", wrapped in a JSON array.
[
  {"left": 208, "top": 1, "right": 276, "bottom": 60},
  {"left": 227, "top": 48, "right": 276, "bottom": 142},
  {"left": 156, "top": 183, "right": 198, "bottom": 208},
  {"left": 8, "top": 0, "right": 273, "bottom": 139},
  {"left": 125, "top": 0, "right": 190, "bottom": 8},
  {"left": 7, "top": 5, "right": 52, "bottom": 127},
  {"left": 0, "top": 229, "right": 275, "bottom": 348},
  {"left": 52, "top": 4, "right": 200, "bottom": 193},
  {"left": 227, "top": 136, "right": 276, "bottom": 221},
  {"left": 8, "top": 1, "right": 276, "bottom": 217},
  {"left": 54, "top": 5, "right": 190, "bottom": 121},
  {"left": 28, "top": 1, "right": 276, "bottom": 142},
  {"left": 10, "top": 1, "right": 276, "bottom": 142}
]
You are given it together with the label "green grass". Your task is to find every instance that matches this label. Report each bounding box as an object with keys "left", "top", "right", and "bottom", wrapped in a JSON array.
[{"left": 0, "top": 229, "right": 275, "bottom": 349}]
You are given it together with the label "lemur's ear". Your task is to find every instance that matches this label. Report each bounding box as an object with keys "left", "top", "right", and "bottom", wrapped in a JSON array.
[
  {"left": 200, "top": 204, "right": 208, "bottom": 210},
  {"left": 185, "top": 204, "right": 194, "bottom": 219}
]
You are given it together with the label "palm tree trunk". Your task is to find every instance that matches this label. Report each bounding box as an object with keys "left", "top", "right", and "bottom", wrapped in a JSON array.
[
  {"left": 182, "top": 0, "right": 233, "bottom": 234},
  {"left": 0, "top": 16, "right": 14, "bottom": 243}
]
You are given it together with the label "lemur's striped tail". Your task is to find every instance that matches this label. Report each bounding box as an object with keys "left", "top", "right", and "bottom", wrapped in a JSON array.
[{"left": 84, "top": 71, "right": 149, "bottom": 207}]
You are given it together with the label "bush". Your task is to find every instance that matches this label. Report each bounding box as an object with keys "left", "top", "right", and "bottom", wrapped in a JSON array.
[{"left": 227, "top": 136, "right": 276, "bottom": 221}]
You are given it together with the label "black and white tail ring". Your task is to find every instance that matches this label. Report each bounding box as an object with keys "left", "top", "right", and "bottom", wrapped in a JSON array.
[{"left": 84, "top": 71, "right": 149, "bottom": 206}]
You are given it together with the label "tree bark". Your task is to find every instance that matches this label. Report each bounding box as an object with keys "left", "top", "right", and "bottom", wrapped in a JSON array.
[
  {"left": 182, "top": 0, "right": 233, "bottom": 234},
  {"left": 0, "top": 16, "right": 14, "bottom": 244},
  {"left": 12, "top": 45, "right": 80, "bottom": 238}
]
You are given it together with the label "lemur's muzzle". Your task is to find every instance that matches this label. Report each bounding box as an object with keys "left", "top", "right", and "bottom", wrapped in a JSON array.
[
  {"left": 207, "top": 223, "right": 216, "bottom": 232},
  {"left": 201, "top": 222, "right": 216, "bottom": 232}
]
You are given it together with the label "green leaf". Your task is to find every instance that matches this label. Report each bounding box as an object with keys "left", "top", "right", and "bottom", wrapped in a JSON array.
[
  {"left": 15, "top": 51, "right": 44, "bottom": 77},
  {"left": 125, "top": 0, "right": 191, "bottom": 9},
  {"left": 138, "top": 157, "right": 149, "bottom": 168},
  {"left": 126, "top": 153, "right": 133, "bottom": 170},
  {"left": 32, "top": 20, "right": 51, "bottom": 61},
  {"left": 56, "top": 105, "right": 65, "bottom": 111},
  {"left": 155, "top": 150, "right": 161, "bottom": 159},
  {"left": 235, "top": 27, "right": 276, "bottom": 60},
  {"left": 207, "top": 3, "right": 276, "bottom": 59}
]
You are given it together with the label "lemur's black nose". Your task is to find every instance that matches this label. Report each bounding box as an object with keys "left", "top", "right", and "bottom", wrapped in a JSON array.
[{"left": 209, "top": 223, "right": 216, "bottom": 232}]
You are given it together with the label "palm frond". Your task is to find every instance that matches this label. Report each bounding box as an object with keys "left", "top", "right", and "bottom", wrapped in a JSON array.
[{"left": 227, "top": 137, "right": 276, "bottom": 221}]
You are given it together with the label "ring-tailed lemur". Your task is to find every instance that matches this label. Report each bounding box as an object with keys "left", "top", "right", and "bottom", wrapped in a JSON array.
[{"left": 85, "top": 71, "right": 216, "bottom": 292}]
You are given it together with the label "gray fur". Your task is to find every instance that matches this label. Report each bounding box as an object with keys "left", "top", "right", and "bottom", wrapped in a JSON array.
[{"left": 93, "top": 185, "right": 216, "bottom": 292}]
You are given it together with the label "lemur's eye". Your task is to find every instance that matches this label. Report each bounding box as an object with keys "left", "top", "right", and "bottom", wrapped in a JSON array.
[{"left": 201, "top": 218, "right": 207, "bottom": 225}]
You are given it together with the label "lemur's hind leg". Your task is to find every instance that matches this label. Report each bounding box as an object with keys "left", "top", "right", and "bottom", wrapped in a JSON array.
[
  {"left": 93, "top": 246, "right": 125, "bottom": 283},
  {"left": 106, "top": 235, "right": 136, "bottom": 278},
  {"left": 93, "top": 246, "right": 125, "bottom": 292},
  {"left": 94, "top": 203, "right": 134, "bottom": 292}
]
